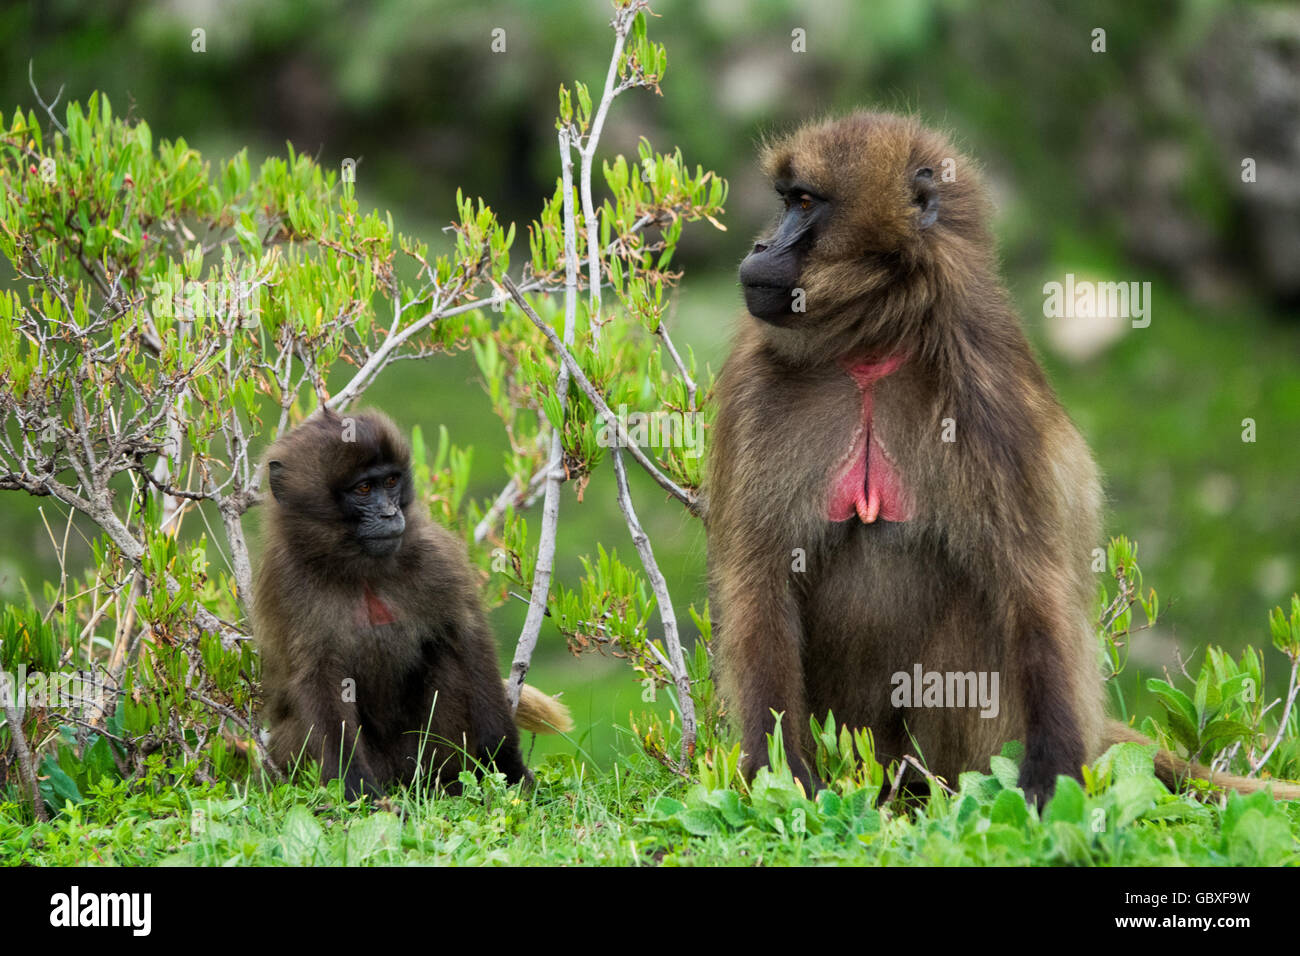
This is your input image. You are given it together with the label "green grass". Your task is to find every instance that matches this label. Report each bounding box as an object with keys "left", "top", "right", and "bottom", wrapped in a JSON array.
[{"left": 3, "top": 737, "right": 1298, "bottom": 866}]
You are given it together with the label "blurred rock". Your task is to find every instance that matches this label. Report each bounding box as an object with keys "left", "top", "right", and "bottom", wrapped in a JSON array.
[
  {"left": 1042, "top": 285, "right": 1129, "bottom": 361},
  {"left": 1083, "top": 6, "right": 1300, "bottom": 309},
  {"left": 1194, "top": 6, "right": 1300, "bottom": 305}
]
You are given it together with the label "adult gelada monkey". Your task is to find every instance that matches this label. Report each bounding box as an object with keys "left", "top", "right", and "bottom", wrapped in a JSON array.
[
  {"left": 254, "top": 408, "right": 571, "bottom": 799},
  {"left": 708, "top": 111, "right": 1299, "bottom": 805}
]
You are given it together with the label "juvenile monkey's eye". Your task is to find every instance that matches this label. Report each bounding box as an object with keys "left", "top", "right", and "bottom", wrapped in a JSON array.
[
  {"left": 385, "top": 475, "right": 398, "bottom": 488},
  {"left": 355, "top": 482, "right": 371, "bottom": 496}
]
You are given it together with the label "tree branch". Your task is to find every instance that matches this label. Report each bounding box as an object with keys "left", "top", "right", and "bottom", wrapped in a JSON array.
[
  {"left": 503, "top": 276, "right": 699, "bottom": 515},
  {"left": 506, "top": 128, "right": 581, "bottom": 713},
  {"left": 577, "top": 1, "right": 646, "bottom": 343},
  {"left": 655, "top": 320, "right": 697, "bottom": 412},
  {"left": 1, "top": 680, "right": 49, "bottom": 822},
  {"left": 472, "top": 465, "right": 551, "bottom": 546},
  {"left": 610, "top": 445, "right": 697, "bottom": 761},
  {"left": 1251, "top": 653, "right": 1300, "bottom": 777}
]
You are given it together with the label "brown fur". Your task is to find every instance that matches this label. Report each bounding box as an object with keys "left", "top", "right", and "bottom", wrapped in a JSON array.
[
  {"left": 253, "top": 407, "right": 569, "bottom": 797},
  {"left": 708, "top": 111, "right": 1299, "bottom": 803}
]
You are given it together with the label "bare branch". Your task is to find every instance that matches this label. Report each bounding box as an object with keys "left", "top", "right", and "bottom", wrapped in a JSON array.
[
  {"left": 1251, "top": 653, "right": 1300, "bottom": 777},
  {"left": 577, "top": 1, "right": 648, "bottom": 343},
  {"left": 507, "top": 128, "right": 580, "bottom": 712},
  {"left": 27, "top": 60, "right": 67, "bottom": 135},
  {"left": 610, "top": 445, "right": 696, "bottom": 761},
  {"left": 0, "top": 679, "right": 49, "bottom": 822},
  {"left": 655, "top": 320, "right": 697, "bottom": 412},
  {"left": 218, "top": 497, "right": 256, "bottom": 611},
  {"left": 901, "top": 754, "right": 955, "bottom": 795},
  {"left": 472, "top": 465, "right": 550, "bottom": 546},
  {"left": 503, "top": 276, "right": 700, "bottom": 515}
]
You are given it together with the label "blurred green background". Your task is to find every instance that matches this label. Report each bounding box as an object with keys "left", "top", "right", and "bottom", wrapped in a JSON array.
[{"left": 3, "top": 0, "right": 1299, "bottom": 765}]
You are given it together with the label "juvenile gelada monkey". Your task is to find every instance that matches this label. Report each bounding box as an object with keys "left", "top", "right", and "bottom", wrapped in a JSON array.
[
  {"left": 707, "top": 110, "right": 1299, "bottom": 804},
  {"left": 254, "top": 407, "right": 571, "bottom": 798}
]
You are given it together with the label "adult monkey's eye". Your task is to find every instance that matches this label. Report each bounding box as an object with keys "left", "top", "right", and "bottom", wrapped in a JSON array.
[{"left": 799, "top": 193, "right": 814, "bottom": 210}]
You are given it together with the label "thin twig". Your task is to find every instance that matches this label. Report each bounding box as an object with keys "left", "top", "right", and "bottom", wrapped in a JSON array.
[
  {"left": 577, "top": 0, "right": 647, "bottom": 344},
  {"left": 506, "top": 128, "right": 580, "bottom": 713},
  {"left": 186, "top": 690, "right": 263, "bottom": 752},
  {"left": 883, "top": 758, "right": 909, "bottom": 807},
  {"left": 28, "top": 61, "right": 67, "bottom": 135},
  {"left": 472, "top": 465, "right": 550, "bottom": 545},
  {"left": 1251, "top": 654, "right": 1300, "bottom": 776},
  {"left": 610, "top": 445, "right": 696, "bottom": 761},
  {"left": 655, "top": 320, "right": 697, "bottom": 412},
  {"left": 504, "top": 276, "right": 699, "bottom": 515},
  {"left": 902, "top": 754, "right": 955, "bottom": 795}
]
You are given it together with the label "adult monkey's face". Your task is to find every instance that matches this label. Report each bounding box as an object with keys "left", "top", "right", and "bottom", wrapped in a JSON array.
[
  {"left": 738, "top": 181, "right": 833, "bottom": 323},
  {"left": 738, "top": 113, "right": 945, "bottom": 327}
]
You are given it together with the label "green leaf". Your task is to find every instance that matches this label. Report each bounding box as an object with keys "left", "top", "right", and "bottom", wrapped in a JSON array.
[
  {"left": 709, "top": 788, "right": 749, "bottom": 828},
  {"left": 989, "top": 755, "right": 1020, "bottom": 790},
  {"left": 1044, "top": 775, "right": 1085, "bottom": 824},
  {"left": 1194, "top": 665, "right": 1211, "bottom": 721},
  {"left": 1109, "top": 776, "right": 1163, "bottom": 827},
  {"left": 83, "top": 735, "right": 118, "bottom": 784},
  {"left": 677, "top": 808, "right": 720, "bottom": 837},
  {"left": 998, "top": 739, "right": 1025, "bottom": 762},
  {"left": 1103, "top": 740, "right": 1158, "bottom": 781},
  {"left": 1222, "top": 808, "right": 1293, "bottom": 866},
  {"left": 541, "top": 392, "right": 563, "bottom": 431},
  {"left": 344, "top": 813, "right": 401, "bottom": 864},
  {"left": 39, "top": 757, "right": 83, "bottom": 806},
  {"left": 279, "top": 806, "right": 326, "bottom": 865},
  {"left": 990, "top": 788, "right": 1029, "bottom": 828},
  {"left": 575, "top": 82, "right": 592, "bottom": 123},
  {"left": 1145, "top": 678, "right": 1199, "bottom": 752},
  {"left": 958, "top": 770, "right": 1002, "bottom": 804},
  {"left": 1198, "top": 718, "right": 1254, "bottom": 756},
  {"left": 235, "top": 212, "right": 261, "bottom": 258},
  {"left": 648, "top": 796, "right": 684, "bottom": 818}
]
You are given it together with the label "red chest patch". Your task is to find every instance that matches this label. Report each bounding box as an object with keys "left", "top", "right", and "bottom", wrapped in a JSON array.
[
  {"left": 357, "top": 584, "right": 397, "bottom": 627},
  {"left": 827, "top": 355, "right": 912, "bottom": 524}
]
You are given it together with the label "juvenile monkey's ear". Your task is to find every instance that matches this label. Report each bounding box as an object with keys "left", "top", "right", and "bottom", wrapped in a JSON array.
[
  {"left": 912, "top": 167, "right": 939, "bottom": 229},
  {"left": 268, "top": 460, "right": 286, "bottom": 502}
]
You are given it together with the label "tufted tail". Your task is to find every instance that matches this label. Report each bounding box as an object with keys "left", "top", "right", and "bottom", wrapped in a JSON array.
[{"left": 510, "top": 682, "right": 574, "bottom": 734}]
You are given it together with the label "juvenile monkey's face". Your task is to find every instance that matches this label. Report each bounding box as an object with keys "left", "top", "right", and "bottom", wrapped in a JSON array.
[
  {"left": 265, "top": 410, "right": 417, "bottom": 562},
  {"left": 740, "top": 112, "right": 957, "bottom": 325},
  {"left": 339, "top": 465, "right": 411, "bottom": 557}
]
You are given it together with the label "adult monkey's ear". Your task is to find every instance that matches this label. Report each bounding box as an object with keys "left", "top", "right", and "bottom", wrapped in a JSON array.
[
  {"left": 913, "top": 166, "right": 939, "bottom": 229},
  {"left": 268, "top": 460, "right": 286, "bottom": 503}
]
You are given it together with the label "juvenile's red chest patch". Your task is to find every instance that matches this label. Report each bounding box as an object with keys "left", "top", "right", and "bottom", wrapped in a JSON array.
[
  {"left": 356, "top": 584, "right": 397, "bottom": 627},
  {"left": 827, "top": 355, "right": 912, "bottom": 524}
]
